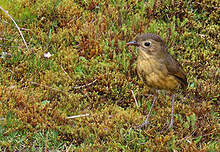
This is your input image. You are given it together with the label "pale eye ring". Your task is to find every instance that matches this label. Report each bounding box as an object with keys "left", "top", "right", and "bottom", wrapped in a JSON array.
[{"left": 144, "top": 41, "right": 151, "bottom": 47}]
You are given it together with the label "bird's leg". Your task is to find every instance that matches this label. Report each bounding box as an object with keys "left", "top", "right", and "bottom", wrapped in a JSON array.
[
  {"left": 137, "top": 95, "right": 157, "bottom": 129},
  {"left": 167, "top": 94, "right": 175, "bottom": 129}
]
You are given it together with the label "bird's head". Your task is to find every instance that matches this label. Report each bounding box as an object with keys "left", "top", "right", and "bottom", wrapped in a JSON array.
[{"left": 127, "top": 33, "right": 166, "bottom": 56}]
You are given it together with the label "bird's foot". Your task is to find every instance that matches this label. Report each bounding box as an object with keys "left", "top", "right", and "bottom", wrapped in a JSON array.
[
  {"left": 135, "top": 95, "right": 157, "bottom": 130},
  {"left": 162, "top": 94, "right": 175, "bottom": 132},
  {"left": 167, "top": 119, "right": 173, "bottom": 129},
  {"left": 136, "top": 121, "right": 149, "bottom": 129},
  {"left": 161, "top": 119, "right": 174, "bottom": 132}
]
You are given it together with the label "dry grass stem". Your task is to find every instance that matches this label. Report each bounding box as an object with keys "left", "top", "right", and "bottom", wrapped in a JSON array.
[
  {"left": 0, "top": 6, "right": 29, "bottom": 50},
  {"left": 131, "top": 90, "right": 139, "bottom": 108},
  {"left": 66, "top": 113, "right": 90, "bottom": 119}
]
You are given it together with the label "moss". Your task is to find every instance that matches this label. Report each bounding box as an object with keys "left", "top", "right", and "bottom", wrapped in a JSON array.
[{"left": 0, "top": 0, "right": 219, "bottom": 151}]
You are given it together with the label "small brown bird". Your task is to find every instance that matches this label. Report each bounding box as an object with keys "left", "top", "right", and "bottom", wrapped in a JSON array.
[{"left": 127, "top": 33, "right": 187, "bottom": 129}]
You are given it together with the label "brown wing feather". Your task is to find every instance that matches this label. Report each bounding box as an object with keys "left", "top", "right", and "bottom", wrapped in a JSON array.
[{"left": 164, "top": 52, "right": 187, "bottom": 89}]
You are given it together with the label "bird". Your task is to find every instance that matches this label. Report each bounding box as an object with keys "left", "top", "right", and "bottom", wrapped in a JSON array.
[{"left": 127, "top": 33, "right": 187, "bottom": 130}]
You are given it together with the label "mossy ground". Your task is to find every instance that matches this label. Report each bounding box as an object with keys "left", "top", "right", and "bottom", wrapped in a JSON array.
[{"left": 0, "top": 0, "right": 219, "bottom": 151}]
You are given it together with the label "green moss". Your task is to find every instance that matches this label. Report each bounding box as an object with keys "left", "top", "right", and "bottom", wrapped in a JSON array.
[{"left": 0, "top": 0, "right": 219, "bottom": 151}]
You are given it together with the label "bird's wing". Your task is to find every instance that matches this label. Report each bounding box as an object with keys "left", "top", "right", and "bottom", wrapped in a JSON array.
[{"left": 164, "top": 52, "right": 188, "bottom": 89}]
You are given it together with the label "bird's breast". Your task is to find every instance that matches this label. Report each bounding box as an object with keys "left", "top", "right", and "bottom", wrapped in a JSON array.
[{"left": 137, "top": 51, "right": 180, "bottom": 90}]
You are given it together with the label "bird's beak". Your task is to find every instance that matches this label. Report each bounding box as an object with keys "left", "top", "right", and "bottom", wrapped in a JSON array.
[{"left": 126, "top": 41, "right": 139, "bottom": 46}]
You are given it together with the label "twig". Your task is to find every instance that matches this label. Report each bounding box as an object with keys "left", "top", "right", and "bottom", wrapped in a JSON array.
[
  {"left": 66, "top": 113, "right": 90, "bottom": 119},
  {"left": 0, "top": 6, "right": 29, "bottom": 50},
  {"left": 73, "top": 79, "right": 97, "bottom": 89},
  {"left": 177, "top": 128, "right": 197, "bottom": 143},
  {"left": 192, "top": 131, "right": 216, "bottom": 140},
  {"left": 44, "top": 131, "right": 49, "bottom": 152},
  {"left": 60, "top": 65, "right": 72, "bottom": 80},
  {"left": 20, "top": 27, "right": 30, "bottom": 31},
  {"left": 66, "top": 144, "right": 72, "bottom": 152},
  {"left": 166, "top": 14, "right": 170, "bottom": 20},
  {"left": 30, "top": 81, "right": 68, "bottom": 96},
  {"left": 131, "top": 90, "right": 139, "bottom": 108}
]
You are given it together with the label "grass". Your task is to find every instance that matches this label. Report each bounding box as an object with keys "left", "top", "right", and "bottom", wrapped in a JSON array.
[{"left": 0, "top": 0, "right": 219, "bottom": 151}]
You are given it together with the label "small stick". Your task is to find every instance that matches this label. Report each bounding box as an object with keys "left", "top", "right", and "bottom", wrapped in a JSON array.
[
  {"left": 44, "top": 131, "right": 49, "bottom": 152},
  {"left": 131, "top": 90, "right": 139, "bottom": 108},
  {"left": 66, "top": 144, "right": 72, "bottom": 152},
  {"left": 30, "top": 81, "right": 68, "bottom": 95},
  {"left": 66, "top": 113, "right": 90, "bottom": 119},
  {"left": 0, "top": 6, "right": 29, "bottom": 50},
  {"left": 73, "top": 79, "right": 97, "bottom": 89},
  {"left": 60, "top": 65, "right": 72, "bottom": 80}
]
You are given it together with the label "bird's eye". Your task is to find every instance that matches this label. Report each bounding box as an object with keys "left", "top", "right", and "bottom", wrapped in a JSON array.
[{"left": 144, "top": 41, "right": 151, "bottom": 47}]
